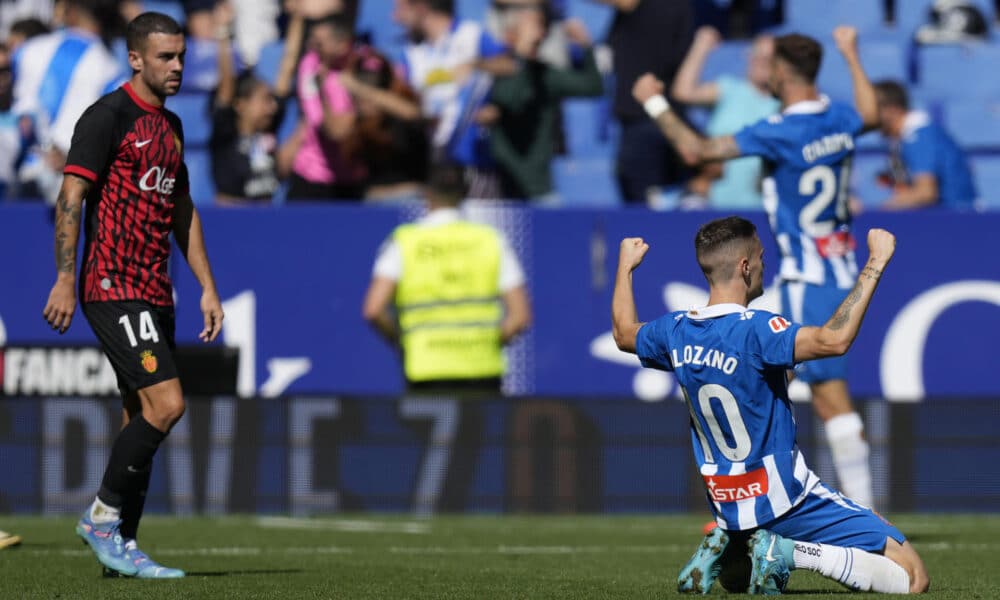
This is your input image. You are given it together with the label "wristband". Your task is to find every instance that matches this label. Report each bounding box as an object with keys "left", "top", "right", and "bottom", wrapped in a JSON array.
[{"left": 643, "top": 94, "right": 670, "bottom": 119}]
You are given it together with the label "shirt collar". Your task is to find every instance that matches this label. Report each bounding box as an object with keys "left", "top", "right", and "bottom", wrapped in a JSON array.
[
  {"left": 783, "top": 95, "right": 830, "bottom": 116},
  {"left": 901, "top": 110, "right": 930, "bottom": 138},
  {"left": 418, "top": 207, "right": 461, "bottom": 226},
  {"left": 686, "top": 303, "right": 748, "bottom": 320}
]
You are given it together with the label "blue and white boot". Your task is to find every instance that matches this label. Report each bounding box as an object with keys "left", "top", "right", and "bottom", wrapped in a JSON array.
[
  {"left": 76, "top": 512, "right": 138, "bottom": 576},
  {"left": 747, "top": 529, "right": 792, "bottom": 595},
  {"left": 677, "top": 526, "right": 730, "bottom": 593}
]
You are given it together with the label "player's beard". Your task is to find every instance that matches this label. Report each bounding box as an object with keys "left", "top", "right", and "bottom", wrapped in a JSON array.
[{"left": 152, "top": 74, "right": 183, "bottom": 98}]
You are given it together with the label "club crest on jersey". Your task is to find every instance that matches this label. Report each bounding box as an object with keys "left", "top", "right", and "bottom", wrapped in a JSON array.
[
  {"left": 703, "top": 468, "right": 769, "bottom": 502},
  {"left": 140, "top": 350, "right": 158, "bottom": 373},
  {"left": 139, "top": 166, "right": 176, "bottom": 196},
  {"left": 768, "top": 316, "right": 791, "bottom": 333}
]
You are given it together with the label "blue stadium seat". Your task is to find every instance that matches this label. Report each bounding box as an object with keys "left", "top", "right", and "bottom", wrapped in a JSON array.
[
  {"left": 818, "top": 41, "right": 906, "bottom": 104},
  {"left": 566, "top": 0, "right": 615, "bottom": 39},
  {"left": 785, "top": 0, "right": 886, "bottom": 36},
  {"left": 166, "top": 93, "right": 212, "bottom": 147},
  {"left": 184, "top": 148, "right": 216, "bottom": 205},
  {"left": 851, "top": 151, "right": 893, "bottom": 208},
  {"left": 142, "top": 0, "right": 186, "bottom": 26},
  {"left": 970, "top": 155, "right": 1000, "bottom": 209},
  {"left": 276, "top": 98, "right": 300, "bottom": 144},
  {"left": 915, "top": 43, "right": 1000, "bottom": 99},
  {"left": 357, "top": 0, "right": 405, "bottom": 60},
  {"left": 253, "top": 41, "right": 285, "bottom": 88},
  {"left": 563, "top": 99, "right": 615, "bottom": 158},
  {"left": 942, "top": 99, "right": 1000, "bottom": 150},
  {"left": 553, "top": 157, "right": 620, "bottom": 206}
]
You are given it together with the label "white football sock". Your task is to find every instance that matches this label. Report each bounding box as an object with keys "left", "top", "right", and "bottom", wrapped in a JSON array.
[
  {"left": 825, "top": 412, "right": 873, "bottom": 507},
  {"left": 791, "top": 540, "right": 910, "bottom": 593},
  {"left": 89, "top": 496, "right": 121, "bottom": 524}
]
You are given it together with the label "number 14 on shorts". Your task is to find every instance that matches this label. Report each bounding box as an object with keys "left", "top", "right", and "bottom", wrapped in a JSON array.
[{"left": 118, "top": 311, "right": 160, "bottom": 347}]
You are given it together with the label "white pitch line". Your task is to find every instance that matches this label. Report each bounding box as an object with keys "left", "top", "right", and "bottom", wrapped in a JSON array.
[
  {"left": 256, "top": 517, "right": 430, "bottom": 535},
  {"left": 25, "top": 541, "right": 997, "bottom": 559}
]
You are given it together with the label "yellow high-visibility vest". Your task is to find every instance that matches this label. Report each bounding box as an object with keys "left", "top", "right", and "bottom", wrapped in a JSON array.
[{"left": 394, "top": 220, "right": 504, "bottom": 382}]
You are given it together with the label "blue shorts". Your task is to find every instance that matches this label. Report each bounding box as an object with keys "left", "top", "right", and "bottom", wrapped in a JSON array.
[
  {"left": 763, "top": 482, "right": 906, "bottom": 553},
  {"left": 780, "top": 280, "right": 849, "bottom": 383}
]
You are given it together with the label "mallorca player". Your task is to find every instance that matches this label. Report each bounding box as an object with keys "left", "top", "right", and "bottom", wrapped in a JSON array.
[{"left": 42, "top": 12, "right": 223, "bottom": 578}]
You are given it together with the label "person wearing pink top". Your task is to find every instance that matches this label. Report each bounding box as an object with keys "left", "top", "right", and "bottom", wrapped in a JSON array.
[{"left": 289, "top": 13, "right": 366, "bottom": 200}]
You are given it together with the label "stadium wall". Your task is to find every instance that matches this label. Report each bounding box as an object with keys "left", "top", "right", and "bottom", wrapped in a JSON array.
[
  {"left": 1, "top": 395, "right": 997, "bottom": 515},
  {"left": 1, "top": 205, "right": 998, "bottom": 400}
]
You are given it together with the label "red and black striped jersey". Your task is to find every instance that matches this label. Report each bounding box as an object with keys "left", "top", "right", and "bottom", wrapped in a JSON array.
[{"left": 64, "top": 82, "right": 190, "bottom": 306}]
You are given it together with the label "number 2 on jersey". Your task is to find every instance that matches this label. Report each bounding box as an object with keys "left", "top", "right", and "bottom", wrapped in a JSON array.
[
  {"left": 798, "top": 163, "right": 850, "bottom": 236},
  {"left": 119, "top": 311, "right": 160, "bottom": 347},
  {"left": 683, "top": 384, "right": 752, "bottom": 463}
]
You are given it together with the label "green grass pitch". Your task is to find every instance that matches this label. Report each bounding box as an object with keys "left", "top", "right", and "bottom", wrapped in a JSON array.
[{"left": 2, "top": 514, "right": 998, "bottom": 598}]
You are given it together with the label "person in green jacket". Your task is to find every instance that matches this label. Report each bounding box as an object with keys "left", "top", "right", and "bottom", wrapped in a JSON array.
[{"left": 484, "top": 7, "right": 603, "bottom": 203}]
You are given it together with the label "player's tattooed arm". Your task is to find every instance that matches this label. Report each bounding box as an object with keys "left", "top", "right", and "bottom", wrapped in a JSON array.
[
  {"left": 53, "top": 174, "right": 90, "bottom": 274},
  {"left": 828, "top": 281, "right": 864, "bottom": 331},
  {"left": 43, "top": 174, "right": 90, "bottom": 333},
  {"left": 793, "top": 229, "right": 895, "bottom": 362},
  {"left": 654, "top": 110, "right": 741, "bottom": 165}
]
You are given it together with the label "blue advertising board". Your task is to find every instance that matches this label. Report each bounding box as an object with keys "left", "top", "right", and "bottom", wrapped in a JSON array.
[{"left": 1, "top": 205, "right": 999, "bottom": 400}]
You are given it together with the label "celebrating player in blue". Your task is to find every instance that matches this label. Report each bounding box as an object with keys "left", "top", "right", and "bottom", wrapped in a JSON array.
[
  {"left": 611, "top": 217, "right": 928, "bottom": 594},
  {"left": 633, "top": 27, "right": 877, "bottom": 508}
]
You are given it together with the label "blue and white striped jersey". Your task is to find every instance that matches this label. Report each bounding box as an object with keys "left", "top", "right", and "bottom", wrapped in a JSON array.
[
  {"left": 734, "top": 97, "right": 863, "bottom": 289},
  {"left": 636, "top": 303, "right": 822, "bottom": 530},
  {"left": 12, "top": 28, "right": 124, "bottom": 153}
]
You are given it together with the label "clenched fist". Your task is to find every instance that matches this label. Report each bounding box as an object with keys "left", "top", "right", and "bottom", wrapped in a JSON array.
[
  {"left": 866, "top": 228, "right": 896, "bottom": 265},
  {"left": 619, "top": 237, "right": 650, "bottom": 272},
  {"left": 833, "top": 25, "right": 859, "bottom": 56},
  {"left": 632, "top": 73, "right": 665, "bottom": 105}
]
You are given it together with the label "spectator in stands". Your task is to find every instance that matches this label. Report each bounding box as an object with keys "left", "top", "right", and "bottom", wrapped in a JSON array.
[
  {"left": 393, "top": 0, "right": 511, "bottom": 198},
  {"left": 671, "top": 26, "right": 779, "bottom": 210},
  {"left": 339, "top": 47, "right": 428, "bottom": 203},
  {"left": 183, "top": 0, "right": 243, "bottom": 92},
  {"left": 210, "top": 0, "right": 304, "bottom": 203},
  {"left": 0, "top": 42, "right": 24, "bottom": 200},
  {"left": 486, "top": 8, "right": 602, "bottom": 203},
  {"left": 287, "top": 12, "right": 365, "bottom": 200},
  {"left": 363, "top": 162, "right": 531, "bottom": 395},
  {"left": 0, "top": 2, "right": 54, "bottom": 38},
  {"left": 6, "top": 18, "right": 50, "bottom": 52},
  {"left": 12, "top": 0, "right": 124, "bottom": 203},
  {"left": 487, "top": 0, "right": 572, "bottom": 69},
  {"left": 874, "top": 79, "right": 977, "bottom": 210},
  {"left": 597, "top": 0, "right": 693, "bottom": 205}
]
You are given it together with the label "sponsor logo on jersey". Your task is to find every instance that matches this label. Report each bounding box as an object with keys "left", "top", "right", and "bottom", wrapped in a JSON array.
[
  {"left": 139, "top": 166, "right": 176, "bottom": 196},
  {"left": 768, "top": 316, "right": 791, "bottom": 333},
  {"left": 704, "top": 467, "right": 769, "bottom": 502},
  {"left": 815, "top": 231, "right": 856, "bottom": 258},
  {"left": 141, "top": 350, "right": 158, "bottom": 374},
  {"left": 1, "top": 347, "right": 118, "bottom": 396}
]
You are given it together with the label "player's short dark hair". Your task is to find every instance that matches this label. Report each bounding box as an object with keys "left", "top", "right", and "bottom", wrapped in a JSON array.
[
  {"left": 874, "top": 80, "right": 909, "bottom": 110},
  {"left": 427, "top": 162, "right": 467, "bottom": 205},
  {"left": 774, "top": 33, "right": 822, "bottom": 83},
  {"left": 695, "top": 216, "right": 758, "bottom": 284},
  {"left": 126, "top": 12, "right": 183, "bottom": 52},
  {"left": 9, "top": 17, "right": 50, "bottom": 40},
  {"left": 310, "top": 12, "right": 355, "bottom": 40},
  {"left": 414, "top": 0, "right": 455, "bottom": 16}
]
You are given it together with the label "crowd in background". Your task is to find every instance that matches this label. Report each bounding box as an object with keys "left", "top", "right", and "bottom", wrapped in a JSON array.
[{"left": 0, "top": 0, "right": 994, "bottom": 209}]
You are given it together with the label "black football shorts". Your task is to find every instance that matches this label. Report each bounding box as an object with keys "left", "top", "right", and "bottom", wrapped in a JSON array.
[{"left": 81, "top": 300, "right": 178, "bottom": 395}]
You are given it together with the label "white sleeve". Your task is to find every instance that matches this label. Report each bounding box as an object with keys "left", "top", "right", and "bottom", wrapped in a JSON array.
[
  {"left": 372, "top": 239, "right": 402, "bottom": 281},
  {"left": 498, "top": 234, "right": 525, "bottom": 292}
]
